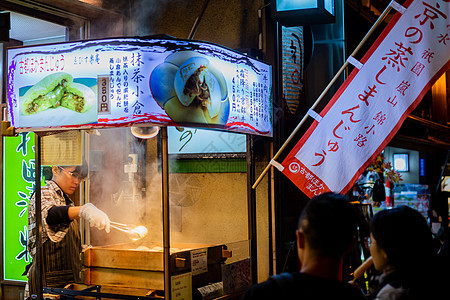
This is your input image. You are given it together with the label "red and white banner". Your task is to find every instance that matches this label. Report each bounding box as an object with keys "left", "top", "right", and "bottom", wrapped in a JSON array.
[{"left": 281, "top": 0, "right": 450, "bottom": 198}]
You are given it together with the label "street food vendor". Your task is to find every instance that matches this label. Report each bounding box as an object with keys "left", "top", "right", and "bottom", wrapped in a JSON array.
[{"left": 24, "top": 163, "right": 110, "bottom": 299}]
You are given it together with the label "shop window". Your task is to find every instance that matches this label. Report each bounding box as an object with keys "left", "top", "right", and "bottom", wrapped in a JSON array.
[
  {"left": 393, "top": 153, "right": 409, "bottom": 172},
  {"left": 1, "top": 12, "right": 67, "bottom": 104}
]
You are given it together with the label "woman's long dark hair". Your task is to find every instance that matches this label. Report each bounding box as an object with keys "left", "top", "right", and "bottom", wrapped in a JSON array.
[
  {"left": 370, "top": 206, "right": 440, "bottom": 298},
  {"left": 371, "top": 206, "right": 434, "bottom": 274}
]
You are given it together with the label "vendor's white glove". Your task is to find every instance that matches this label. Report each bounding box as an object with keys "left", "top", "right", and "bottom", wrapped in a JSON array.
[{"left": 79, "top": 203, "right": 110, "bottom": 233}]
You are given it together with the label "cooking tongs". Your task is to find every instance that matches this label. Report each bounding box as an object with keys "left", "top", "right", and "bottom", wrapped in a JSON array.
[
  {"left": 110, "top": 221, "right": 134, "bottom": 233},
  {"left": 110, "top": 221, "right": 148, "bottom": 240}
]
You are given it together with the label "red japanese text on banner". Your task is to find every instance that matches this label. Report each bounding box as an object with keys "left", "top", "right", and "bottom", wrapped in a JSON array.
[{"left": 281, "top": 0, "right": 450, "bottom": 198}]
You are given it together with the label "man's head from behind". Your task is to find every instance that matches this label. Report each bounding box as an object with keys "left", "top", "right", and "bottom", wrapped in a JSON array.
[{"left": 297, "top": 192, "right": 358, "bottom": 261}]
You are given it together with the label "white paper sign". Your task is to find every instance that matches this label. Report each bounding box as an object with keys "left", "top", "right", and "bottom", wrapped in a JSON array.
[
  {"left": 171, "top": 272, "right": 192, "bottom": 300},
  {"left": 191, "top": 248, "right": 208, "bottom": 275}
]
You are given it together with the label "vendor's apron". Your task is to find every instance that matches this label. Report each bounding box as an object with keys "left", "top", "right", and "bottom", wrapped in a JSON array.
[{"left": 28, "top": 220, "right": 82, "bottom": 295}]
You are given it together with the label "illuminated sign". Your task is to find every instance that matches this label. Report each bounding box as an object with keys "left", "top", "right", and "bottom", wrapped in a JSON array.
[
  {"left": 168, "top": 127, "right": 246, "bottom": 156},
  {"left": 272, "top": 0, "right": 335, "bottom": 26},
  {"left": 3, "top": 132, "right": 35, "bottom": 281},
  {"left": 7, "top": 37, "right": 272, "bottom": 136}
]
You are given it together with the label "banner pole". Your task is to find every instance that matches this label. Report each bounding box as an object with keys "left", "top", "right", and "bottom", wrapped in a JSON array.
[{"left": 252, "top": 2, "right": 395, "bottom": 189}]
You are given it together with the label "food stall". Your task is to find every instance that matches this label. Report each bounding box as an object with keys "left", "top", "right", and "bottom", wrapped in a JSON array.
[{"left": 3, "top": 36, "right": 272, "bottom": 299}]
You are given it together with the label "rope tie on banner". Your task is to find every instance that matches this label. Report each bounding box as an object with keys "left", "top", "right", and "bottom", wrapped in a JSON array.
[
  {"left": 307, "top": 109, "right": 323, "bottom": 122},
  {"left": 347, "top": 56, "right": 363, "bottom": 70},
  {"left": 389, "top": 1, "right": 406, "bottom": 14},
  {"left": 270, "top": 159, "right": 285, "bottom": 172}
]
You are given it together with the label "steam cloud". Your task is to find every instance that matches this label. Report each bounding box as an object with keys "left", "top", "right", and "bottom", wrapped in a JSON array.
[{"left": 128, "top": 0, "right": 184, "bottom": 36}]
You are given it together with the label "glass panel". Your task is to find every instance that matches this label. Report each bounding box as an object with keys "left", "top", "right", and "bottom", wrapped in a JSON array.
[
  {"left": 277, "top": 0, "right": 317, "bottom": 11},
  {"left": 325, "top": 0, "right": 335, "bottom": 15},
  {"left": 88, "top": 127, "right": 153, "bottom": 247},
  {"left": 168, "top": 134, "right": 251, "bottom": 297},
  {"left": 10, "top": 12, "right": 66, "bottom": 46},
  {"left": 168, "top": 171, "right": 248, "bottom": 244},
  {"left": 85, "top": 127, "right": 165, "bottom": 294},
  {"left": 84, "top": 126, "right": 257, "bottom": 298}
]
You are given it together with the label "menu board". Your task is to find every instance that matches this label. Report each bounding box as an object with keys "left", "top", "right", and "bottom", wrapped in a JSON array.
[{"left": 7, "top": 37, "right": 272, "bottom": 136}]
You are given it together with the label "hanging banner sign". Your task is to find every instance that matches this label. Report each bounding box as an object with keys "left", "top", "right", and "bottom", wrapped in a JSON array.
[
  {"left": 7, "top": 37, "right": 272, "bottom": 136},
  {"left": 281, "top": 0, "right": 450, "bottom": 198}
]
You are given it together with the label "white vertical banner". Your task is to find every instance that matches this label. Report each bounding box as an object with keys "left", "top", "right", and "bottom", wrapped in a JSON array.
[{"left": 281, "top": 0, "right": 450, "bottom": 198}]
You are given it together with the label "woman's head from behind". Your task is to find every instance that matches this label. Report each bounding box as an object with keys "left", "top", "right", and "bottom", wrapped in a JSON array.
[{"left": 370, "top": 206, "right": 433, "bottom": 273}]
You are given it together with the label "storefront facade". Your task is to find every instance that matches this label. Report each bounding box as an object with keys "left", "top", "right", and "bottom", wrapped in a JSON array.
[{"left": 1, "top": 1, "right": 272, "bottom": 299}]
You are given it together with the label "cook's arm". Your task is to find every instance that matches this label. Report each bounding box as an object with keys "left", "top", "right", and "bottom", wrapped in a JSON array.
[
  {"left": 46, "top": 205, "right": 73, "bottom": 226},
  {"left": 46, "top": 205, "right": 82, "bottom": 227},
  {"left": 48, "top": 203, "right": 111, "bottom": 232},
  {"left": 68, "top": 206, "right": 82, "bottom": 220}
]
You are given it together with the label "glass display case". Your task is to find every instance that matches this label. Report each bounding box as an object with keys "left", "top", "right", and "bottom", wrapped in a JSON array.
[
  {"left": 80, "top": 127, "right": 255, "bottom": 299},
  {"left": 393, "top": 183, "right": 430, "bottom": 217}
]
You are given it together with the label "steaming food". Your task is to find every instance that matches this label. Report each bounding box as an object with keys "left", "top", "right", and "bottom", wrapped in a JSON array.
[
  {"left": 135, "top": 246, "right": 151, "bottom": 251},
  {"left": 131, "top": 225, "right": 148, "bottom": 240},
  {"left": 148, "top": 246, "right": 181, "bottom": 253},
  {"left": 150, "top": 51, "right": 229, "bottom": 125},
  {"left": 135, "top": 245, "right": 195, "bottom": 253},
  {"left": 110, "top": 222, "right": 148, "bottom": 241},
  {"left": 21, "top": 72, "right": 94, "bottom": 115}
]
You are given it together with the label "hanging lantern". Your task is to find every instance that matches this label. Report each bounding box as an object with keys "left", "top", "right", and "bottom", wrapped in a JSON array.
[{"left": 271, "top": 0, "right": 336, "bottom": 27}]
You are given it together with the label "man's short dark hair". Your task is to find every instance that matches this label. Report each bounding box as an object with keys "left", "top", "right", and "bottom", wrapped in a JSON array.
[
  {"left": 42, "top": 166, "right": 53, "bottom": 181},
  {"left": 298, "top": 192, "right": 358, "bottom": 258},
  {"left": 47, "top": 159, "right": 89, "bottom": 180},
  {"left": 72, "top": 160, "right": 89, "bottom": 179}
]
